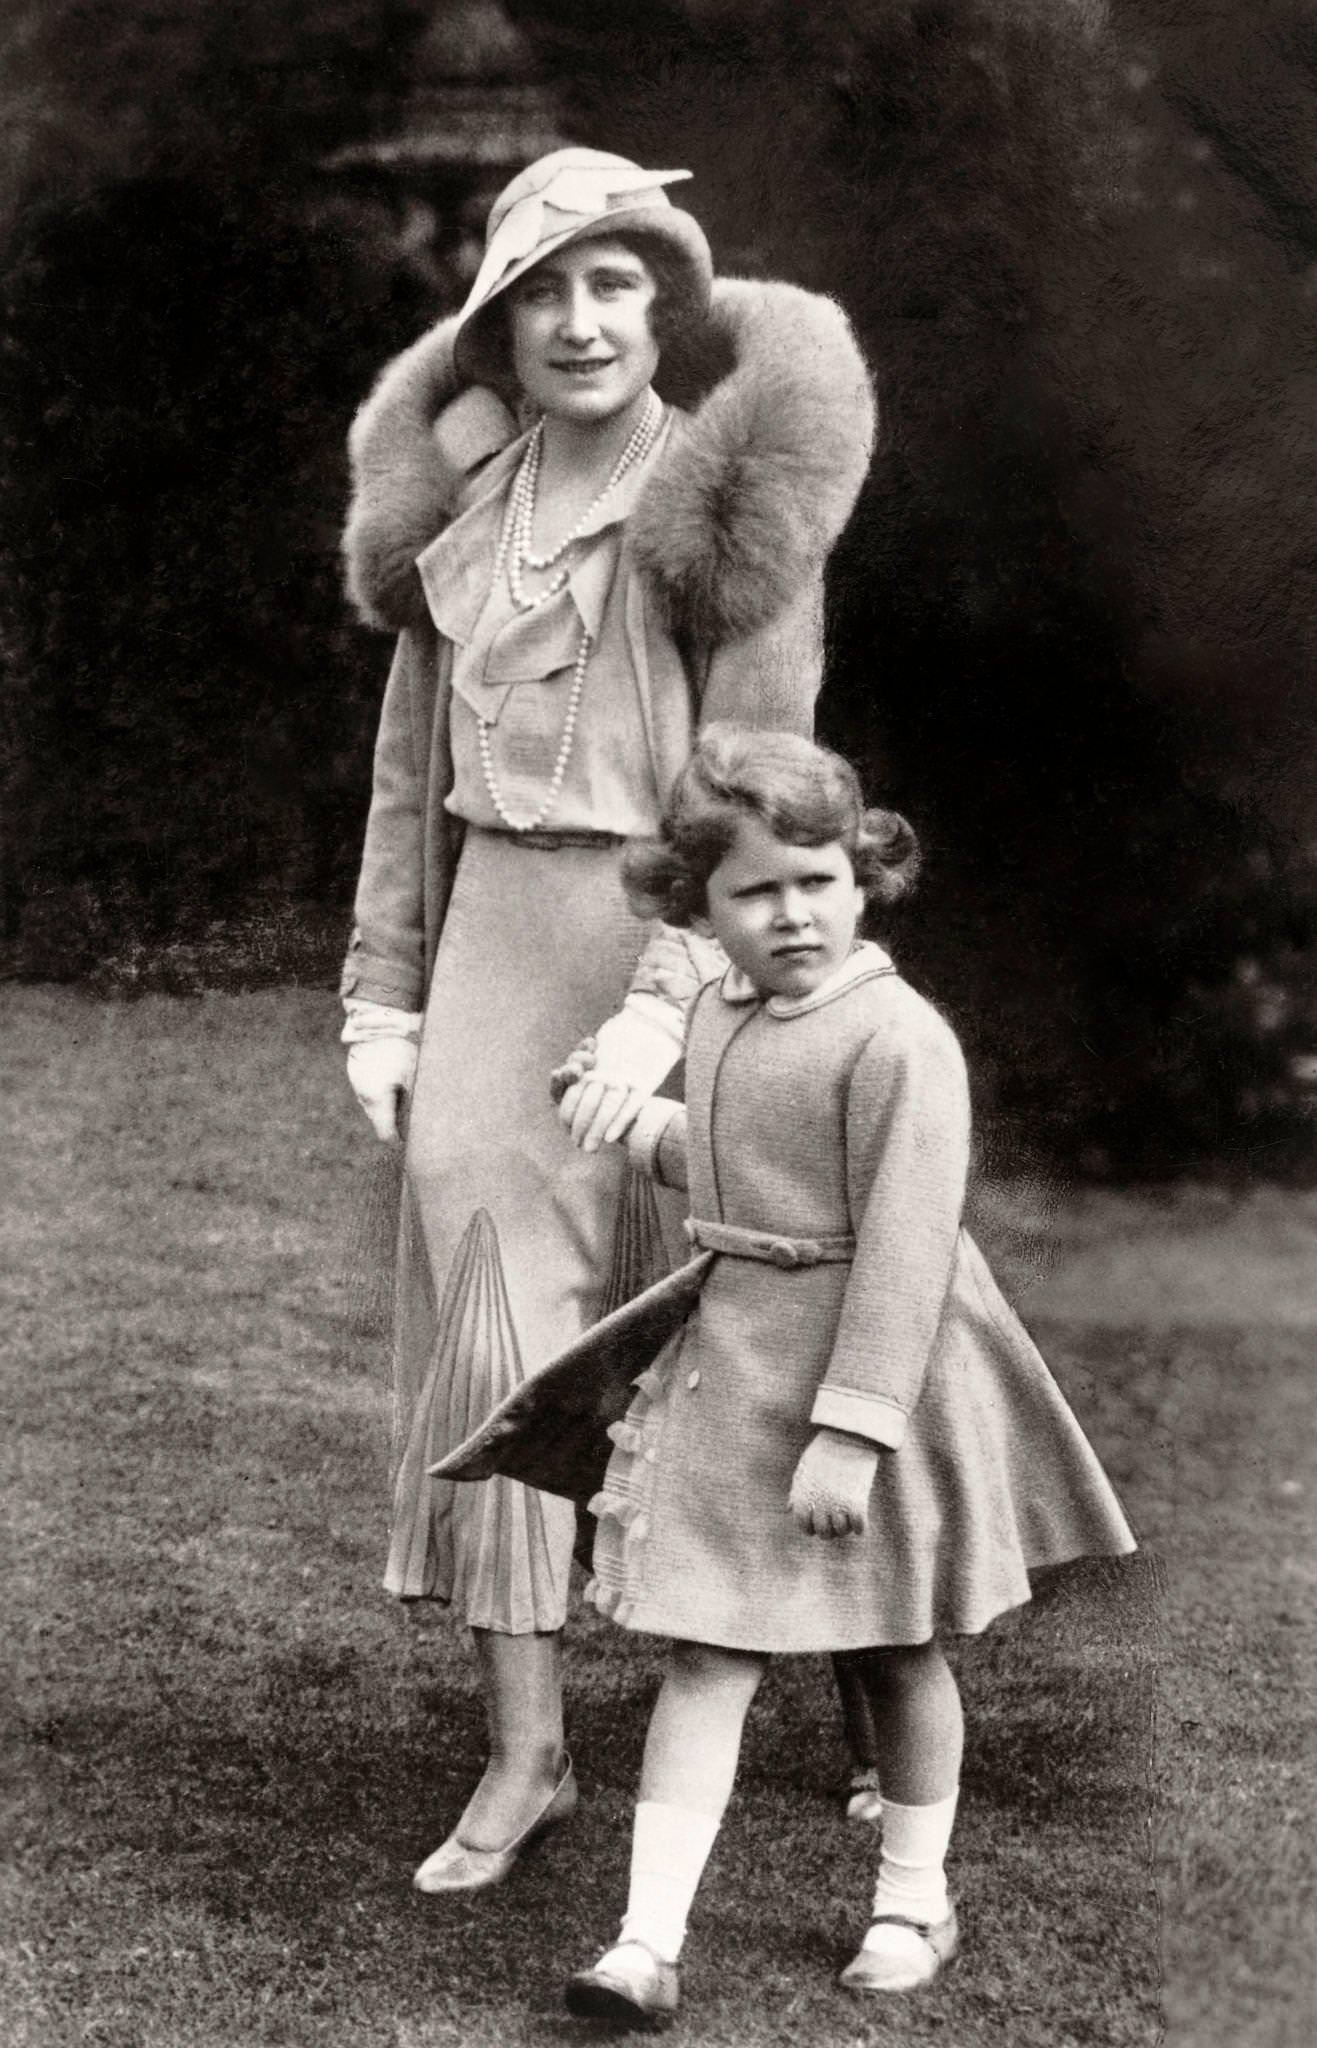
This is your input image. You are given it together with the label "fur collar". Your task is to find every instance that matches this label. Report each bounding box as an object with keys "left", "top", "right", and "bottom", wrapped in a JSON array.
[{"left": 343, "top": 277, "right": 876, "bottom": 644}]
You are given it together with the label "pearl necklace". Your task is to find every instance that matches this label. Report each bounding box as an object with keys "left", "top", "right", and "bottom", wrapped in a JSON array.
[{"left": 477, "top": 393, "right": 664, "bottom": 834}]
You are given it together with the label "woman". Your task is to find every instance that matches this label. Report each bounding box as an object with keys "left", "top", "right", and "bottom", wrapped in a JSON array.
[{"left": 340, "top": 148, "right": 875, "bottom": 1893}]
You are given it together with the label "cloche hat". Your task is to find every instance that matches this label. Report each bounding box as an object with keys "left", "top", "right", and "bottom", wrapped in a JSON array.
[{"left": 453, "top": 147, "right": 713, "bottom": 383}]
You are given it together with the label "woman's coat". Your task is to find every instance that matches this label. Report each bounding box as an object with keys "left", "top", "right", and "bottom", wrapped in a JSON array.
[{"left": 339, "top": 279, "right": 876, "bottom": 1011}]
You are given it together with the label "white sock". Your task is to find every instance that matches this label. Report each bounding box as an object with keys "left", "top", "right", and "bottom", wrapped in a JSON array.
[
  {"left": 868, "top": 1790, "right": 959, "bottom": 1932},
  {"left": 616, "top": 1800, "right": 722, "bottom": 1963}
]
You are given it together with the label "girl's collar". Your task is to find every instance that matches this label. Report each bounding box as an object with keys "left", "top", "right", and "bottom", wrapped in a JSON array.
[{"left": 720, "top": 941, "right": 895, "bottom": 1017}]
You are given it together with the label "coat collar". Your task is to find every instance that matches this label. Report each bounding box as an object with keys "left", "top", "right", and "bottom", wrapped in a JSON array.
[
  {"left": 342, "top": 278, "right": 876, "bottom": 641},
  {"left": 720, "top": 941, "right": 895, "bottom": 1016}
]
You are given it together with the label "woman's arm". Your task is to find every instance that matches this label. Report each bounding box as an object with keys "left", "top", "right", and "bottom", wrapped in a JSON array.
[
  {"left": 341, "top": 627, "right": 432, "bottom": 1011},
  {"left": 697, "top": 581, "right": 823, "bottom": 736},
  {"left": 555, "top": 925, "right": 724, "bottom": 1149}
]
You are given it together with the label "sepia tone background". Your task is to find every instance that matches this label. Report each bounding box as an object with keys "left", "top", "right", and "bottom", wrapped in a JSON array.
[{"left": 3, "top": 9, "right": 1315, "bottom": 2048}]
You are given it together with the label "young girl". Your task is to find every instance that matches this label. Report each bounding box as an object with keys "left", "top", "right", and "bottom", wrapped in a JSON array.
[{"left": 550, "top": 724, "right": 1137, "bottom": 2025}]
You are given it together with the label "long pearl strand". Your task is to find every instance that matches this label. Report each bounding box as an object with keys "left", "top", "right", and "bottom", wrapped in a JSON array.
[{"left": 478, "top": 392, "right": 664, "bottom": 835}]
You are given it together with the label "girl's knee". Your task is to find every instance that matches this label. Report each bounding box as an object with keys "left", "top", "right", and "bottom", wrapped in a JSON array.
[
  {"left": 665, "top": 1639, "right": 766, "bottom": 1697},
  {"left": 858, "top": 1638, "right": 948, "bottom": 1693}
]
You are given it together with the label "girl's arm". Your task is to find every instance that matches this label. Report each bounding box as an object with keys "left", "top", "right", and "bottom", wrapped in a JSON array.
[
  {"left": 552, "top": 1027, "right": 691, "bottom": 1190},
  {"left": 810, "top": 999, "right": 971, "bottom": 1449},
  {"left": 790, "top": 1003, "right": 968, "bottom": 1536}
]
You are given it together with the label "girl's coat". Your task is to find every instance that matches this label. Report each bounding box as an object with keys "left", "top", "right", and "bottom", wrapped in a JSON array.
[{"left": 436, "top": 948, "right": 1136, "bottom": 1652}]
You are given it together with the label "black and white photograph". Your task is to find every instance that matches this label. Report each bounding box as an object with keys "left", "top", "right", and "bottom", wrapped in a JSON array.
[{"left": 4, "top": 4, "right": 1313, "bottom": 2044}]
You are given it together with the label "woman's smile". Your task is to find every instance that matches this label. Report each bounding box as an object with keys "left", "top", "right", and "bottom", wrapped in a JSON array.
[{"left": 509, "top": 237, "right": 660, "bottom": 425}]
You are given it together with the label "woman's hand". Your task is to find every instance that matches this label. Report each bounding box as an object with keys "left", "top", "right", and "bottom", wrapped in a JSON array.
[
  {"left": 552, "top": 1037, "right": 641, "bottom": 1151},
  {"left": 556, "top": 1075, "right": 648, "bottom": 1152},
  {"left": 549, "top": 1036, "right": 597, "bottom": 1105},
  {"left": 553, "top": 998, "right": 684, "bottom": 1153},
  {"left": 347, "top": 1037, "right": 418, "bottom": 1143},
  {"left": 789, "top": 1428, "right": 880, "bottom": 1539}
]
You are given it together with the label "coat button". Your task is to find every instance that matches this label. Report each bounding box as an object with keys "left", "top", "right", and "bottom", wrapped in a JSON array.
[
  {"left": 686, "top": 1369, "right": 701, "bottom": 1390},
  {"left": 769, "top": 1241, "right": 799, "bottom": 1268}
]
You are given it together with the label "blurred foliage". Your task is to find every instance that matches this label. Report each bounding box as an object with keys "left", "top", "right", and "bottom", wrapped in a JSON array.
[
  {"left": 504, "top": 0, "right": 1317, "bottom": 1173},
  {"left": 0, "top": 0, "right": 440, "bottom": 973},
  {"left": 1, "top": 0, "right": 1314, "bottom": 1173}
]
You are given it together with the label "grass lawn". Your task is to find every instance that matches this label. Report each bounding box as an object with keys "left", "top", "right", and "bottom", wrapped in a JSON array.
[{"left": 3, "top": 985, "right": 1313, "bottom": 2047}]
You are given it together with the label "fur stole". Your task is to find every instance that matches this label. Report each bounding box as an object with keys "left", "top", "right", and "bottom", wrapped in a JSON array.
[{"left": 343, "top": 277, "right": 876, "bottom": 646}]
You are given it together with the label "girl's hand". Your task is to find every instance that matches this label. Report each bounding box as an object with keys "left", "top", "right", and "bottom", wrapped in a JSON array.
[
  {"left": 549, "top": 1036, "right": 597, "bottom": 1105},
  {"left": 789, "top": 1428, "right": 880, "bottom": 1539},
  {"left": 346, "top": 1036, "right": 418, "bottom": 1143}
]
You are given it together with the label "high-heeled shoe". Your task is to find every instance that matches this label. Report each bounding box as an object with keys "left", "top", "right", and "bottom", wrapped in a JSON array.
[{"left": 412, "top": 1756, "right": 578, "bottom": 1894}]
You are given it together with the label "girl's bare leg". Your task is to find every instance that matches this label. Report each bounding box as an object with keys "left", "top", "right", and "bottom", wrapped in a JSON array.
[
  {"left": 839, "top": 1640, "right": 963, "bottom": 1992},
  {"left": 851, "top": 1638, "right": 963, "bottom": 1803},
  {"left": 573, "top": 1640, "right": 767, "bottom": 1988},
  {"left": 455, "top": 1626, "right": 566, "bottom": 1848},
  {"left": 639, "top": 1639, "right": 768, "bottom": 1813}
]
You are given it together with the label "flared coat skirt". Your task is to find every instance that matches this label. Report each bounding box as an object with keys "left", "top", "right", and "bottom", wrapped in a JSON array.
[
  {"left": 588, "top": 1231, "right": 1136, "bottom": 1652},
  {"left": 384, "top": 825, "right": 679, "bottom": 1628}
]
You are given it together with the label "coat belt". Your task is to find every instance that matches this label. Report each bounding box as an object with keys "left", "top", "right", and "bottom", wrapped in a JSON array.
[{"left": 683, "top": 1218, "right": 856, "bottom": 1268}]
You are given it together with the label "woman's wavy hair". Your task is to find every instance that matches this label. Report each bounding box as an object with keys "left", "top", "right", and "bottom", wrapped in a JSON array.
[
  {"left": 623, "top": 724, "right": 921, "bottom": 929},
  {"left": 469, "top": 230, "right": 707, "bottom": 394}
]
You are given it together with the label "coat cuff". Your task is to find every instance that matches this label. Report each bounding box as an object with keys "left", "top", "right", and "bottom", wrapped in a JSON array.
[
  {"left": 341, "top": 999, "right": 422, "bottom": 1045},
  {"left": 625, "top": 1097, "right": 683, "bottom": 1180},
  {"left": 339, "top": 933, "right": 424, "bottom": 1009},
  {"left": 809, "top": 1385, "right": 908, "bottom": 1451}
]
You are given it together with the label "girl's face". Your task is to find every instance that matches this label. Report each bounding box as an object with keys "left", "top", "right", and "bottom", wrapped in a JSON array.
[
  {"left": 696, "top": 813, "right": 865, "bottom": 1001},
  {"left": 507, "top": 236, "right": 660, "bottom": 426}
]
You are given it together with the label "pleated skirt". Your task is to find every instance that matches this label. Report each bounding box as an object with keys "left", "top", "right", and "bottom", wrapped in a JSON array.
[{"left": 384, "top": 826, "right": 677, "bottom": 1629}]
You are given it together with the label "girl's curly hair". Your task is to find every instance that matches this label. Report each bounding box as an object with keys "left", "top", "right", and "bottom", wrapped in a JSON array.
[{"left": 623, "top": 724, "right": 920, "bottom": 928}]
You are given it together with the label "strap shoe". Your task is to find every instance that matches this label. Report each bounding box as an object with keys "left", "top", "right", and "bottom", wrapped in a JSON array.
[{"left": 412, "top": 1756, "right": 577, "bottom": 1894}]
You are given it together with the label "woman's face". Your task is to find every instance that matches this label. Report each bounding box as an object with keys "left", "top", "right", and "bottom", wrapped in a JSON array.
[{"left": 507, "top": 236, "right": 660, "bottom": 426}]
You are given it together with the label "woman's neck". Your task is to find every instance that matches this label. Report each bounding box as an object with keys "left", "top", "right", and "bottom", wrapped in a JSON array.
[{"left": 537, "top": 389, "right": 655, "bottom": 488}]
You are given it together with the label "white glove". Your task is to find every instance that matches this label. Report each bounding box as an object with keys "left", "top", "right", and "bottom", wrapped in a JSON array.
[
  {"left": 789, "top": 1428, "right": 881, "bottom": 1539},
  {"left": 343, "top": 1001, "right": 420, "bottom": 1143},
  {"left": 557, "top": 996, "right": 683, "bottom": 1153},
  {"left": 346, "top": 1037, "right": 417, "bottom": 1142}
]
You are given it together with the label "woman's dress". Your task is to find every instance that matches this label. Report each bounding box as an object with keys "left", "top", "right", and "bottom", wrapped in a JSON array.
[{"left": 383, "top": 427, "right": 697, "bottom": 1627}]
